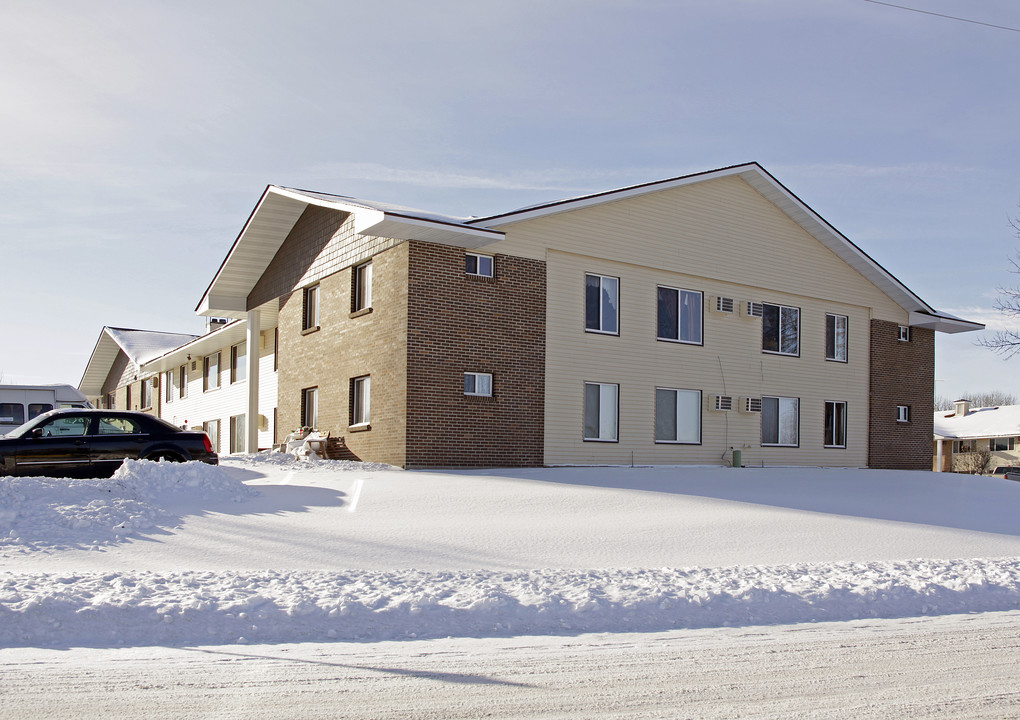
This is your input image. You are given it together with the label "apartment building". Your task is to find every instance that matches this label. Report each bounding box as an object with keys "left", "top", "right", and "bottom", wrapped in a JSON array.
[{"left": 80, "top": 163, "right": 982, "bottom": 468}]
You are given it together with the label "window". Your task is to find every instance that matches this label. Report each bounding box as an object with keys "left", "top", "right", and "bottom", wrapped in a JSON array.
[
  {"left": 898, "top": 325, "right": 911, "bottom": 342},
  {"left": 762, "top": 303, "right": 800, "bottom": 356},
  {"left": 954, "top": 439, "right": 976, "bottom": 453},
  {"left": 657, "top": 287, "right": 703, "bottom": 344},
  {"left": 97, "top": 416, "right": 141, "bottom": 435},
  {"left": 465, "top": 253, "right": 494, "bottom": 277},
  {"left": 353, "top": 262, "right": 373, "bottom": 312},
  {"left": 584, "top": 382, "right": 619, "bottom": 442},
  {"left": 302, "top": 284, "right": 319, "bottom": 331},
  {"left": 762, "top": 396, "right": 799, "bottom": 446},
  {"left": 655, "top": 388, "right": 701, "bottom": 444},
  {"left": 991, "top": 437, "right": 1016, "bottom": 451},
  {"left": 28, "top": 403, "right": 53, "bottom": 420},
  {"left": 896, "top": 405, "right": 910, "bottom": 423},
  {"left": 825, "top": 314, "right": 848, "bottom": 362},
  {"left": 352, "top": 376, "right": 371, "bottom": 426},
  {"left": 301, "top": 387, "right": 318, "bottom": 428},
  {"left": 105, "top": 392, "right": 115, "bottom": 409},
  {"left": 178, "top": 365, "right": 188, "bottom": 399},
  {"left": 165, "top": 371, "right": 173, "bottom": 403},
  {"left": 230, "top": 342, "right": 247, "bottom": 383},
  {"left": 203, "top": 352, "right": 220, "bottom": 391},
  {"left": 203, "top": 419, "right": 220, "bottom": 453},
  {"left": 230, "top": 414, "right": 246, "bottom": 454},
  {"left": 464, "top": 372, "right": 493, "bottom": 396},
  {"left": 274, "top": 328, "right": 279, "bottom": 371},
  {"left": 585, "top": 274, "right": 619, "bottom": 334},
  {"left": 141, "top": 378, "right": 154, "bottom": 408},
  {"left": 125, "top": 385, "right": 132, "bottom": 410},
  {"left": 0, "top": 403, "right": 25, "bottom": 426},
  {"left": 824, "top": 401, "right": 847, "bottom": 448}
]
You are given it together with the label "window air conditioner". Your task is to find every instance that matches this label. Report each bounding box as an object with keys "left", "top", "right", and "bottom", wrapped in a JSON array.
[
  {"left": 711, "top": 394, "right": 734, "bottom": 412},
  {"left": 741, "top": 397, "right": 762, "bottom": 413},
  {"left": 711, "top": 296, "right": 735, "bottom": 314},
  {"left": 744, "top": 301, "right": 764, "bottom": 318}
]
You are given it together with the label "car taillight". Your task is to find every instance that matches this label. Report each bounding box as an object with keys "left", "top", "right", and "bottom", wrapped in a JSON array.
[{"left": 202, "top": 433, "right": 213, "bottom": 453}]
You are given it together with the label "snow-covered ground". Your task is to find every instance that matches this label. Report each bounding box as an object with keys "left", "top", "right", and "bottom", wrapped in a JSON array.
[{"left": 2, "top": 457, "right": 1019, "bottom": 648}]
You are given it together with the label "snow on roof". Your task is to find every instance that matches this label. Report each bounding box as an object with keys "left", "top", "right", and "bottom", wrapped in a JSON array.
[
  {"left": 933, "top": 404, "right": 1020, "bottom": 440},
  {"left": 105, "top": 327, "right": 199, "bottom": 365}
]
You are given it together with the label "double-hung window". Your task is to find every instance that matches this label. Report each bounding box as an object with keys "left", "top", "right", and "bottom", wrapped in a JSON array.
[
  {"left": 824, "top": 401, "right": 847, "bottom": 448},
  {"left": 464, "top": 372, "right": 493, "bottom": 396},
  {"left": 657, "top": 286, "right": 703, "bottom": 344},
  {"left": 203, "top": 352, "right": 220, "bottom": 392},
  {"left": 141, "top": 378, "right": 154, "bottom": 408},
  {"left": 165, "top": 370, "right": 174, "bottom": 404},
  {"left": 465, "top": 253, "right": 493, "bottom": 277},
  {"left": 896, "top": 405, "right": 910, "bottom": 423},
  {"left": 354, "top": 262, "right": 373, "bottom": 312},
  {"left": 655, "top": 388, "right": 701, "bottom": 444},
  {"left": 352, "top": 376, "right": 371, "bottom": 426},
  {"left": 585, "top": 274, "right": 619, "bottom": 335},
  {"left": 584, "top": 382, "right": 618, "bottom": 442},
  {"left": 178, "top": 364, "right": 188, "bottom": 399},
  {"left": 229, "top": 414, "right": 246, "bottom": 454},
  {"left": 825, "top": 314, "right": 848, "bottom": 362},
  {"left": 302, "top": 285, "right": 319, "bottom": 331},
  {"left": 230, "top": 342, "right": 246, "bottom": 383},
  {"left": 762, "top": 395, "right": 799, "bottom": 446},
  {"left": 762, "top": 303, "right": 800, "bottom": 356}
]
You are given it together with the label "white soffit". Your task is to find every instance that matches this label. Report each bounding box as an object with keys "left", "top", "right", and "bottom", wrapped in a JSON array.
[{"left": 197, "top": 187, "right": 504, "bottom": 316}]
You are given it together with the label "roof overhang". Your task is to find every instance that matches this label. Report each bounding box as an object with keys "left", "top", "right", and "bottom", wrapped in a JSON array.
[
  {"left": 79, "top": 327, "right": 199, "bottom": 396},
  {"left": 909, "top": 310, "right": 984, "bottom": 334},
  {"left": 197, "top": 186, "right": 504, "bottom": 317}
]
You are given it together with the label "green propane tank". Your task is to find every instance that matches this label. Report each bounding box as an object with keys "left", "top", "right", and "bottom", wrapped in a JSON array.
[{"left": 732, "top": 449, "right": 742, "bottom": 468}]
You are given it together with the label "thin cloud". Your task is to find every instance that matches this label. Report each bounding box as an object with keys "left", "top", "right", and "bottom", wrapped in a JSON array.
[{"left": 943, "top": 306, "right": 1016, "bottom": 332}]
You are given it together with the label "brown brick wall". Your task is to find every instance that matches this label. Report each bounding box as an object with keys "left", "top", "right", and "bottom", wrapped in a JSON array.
[
  {"left": 405, "top": 241, "right": 546, "bottom": 467},
  {"left": 276, "top": 242, "right": 409, "bottom": 466},
  {"left": 868, "top": 319, "right": 934, "bottom": 469}
]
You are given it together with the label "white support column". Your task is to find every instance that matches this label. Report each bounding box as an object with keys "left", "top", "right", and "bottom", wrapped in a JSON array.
[
  {"left": 935, "top": 438, "right": 944, "bottom": 472},
  {"left": 246, "top": 309, "right": 261, "bottom": 453}
]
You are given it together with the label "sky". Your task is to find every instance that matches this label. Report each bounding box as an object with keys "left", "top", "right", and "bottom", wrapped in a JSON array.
[{"left": 1, "top": 0, "right": 1018, "bottom": 404}]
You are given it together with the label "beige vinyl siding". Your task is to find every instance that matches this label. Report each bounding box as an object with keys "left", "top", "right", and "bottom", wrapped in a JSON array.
[
  {"left": 543, "top": 251, "right": 871, "bottom": 466},
  {"left": 487, "top": 175, "right": 909, "bottom": 326}
]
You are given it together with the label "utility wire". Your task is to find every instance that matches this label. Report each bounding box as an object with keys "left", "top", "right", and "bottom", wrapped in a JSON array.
[{"left": 862, "top": 0, "right": 1020, "bottom": 33}]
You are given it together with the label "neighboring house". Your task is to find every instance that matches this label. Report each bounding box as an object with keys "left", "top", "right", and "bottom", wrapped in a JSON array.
[
  {"left": 933, "top": 399, "right": 1020, "bottom": 473},
  {"left": 81, "top": 163, "right": 983, "bottom": 468}
]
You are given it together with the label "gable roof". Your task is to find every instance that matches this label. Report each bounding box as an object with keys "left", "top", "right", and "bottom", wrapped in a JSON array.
[
  {"left": 196, "top": 163, "right": 982, "bottom": 333},
  {"left": 934, "top": 404, "right": 1020, "bottom": 440},
  {"left": 79, "top": 326, "right": 199, "bottom": 396}
]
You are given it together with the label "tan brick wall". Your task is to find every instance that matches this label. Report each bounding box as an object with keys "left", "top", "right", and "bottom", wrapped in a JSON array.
[
  {"left": 276, "top": 242, "right": 409, "bottom": 466},
  {"left": 405, "top": 241, "right": 546, "bottom": 467},
  {"left": 868, "top": 319, "right": 934, "bottom": 469}
]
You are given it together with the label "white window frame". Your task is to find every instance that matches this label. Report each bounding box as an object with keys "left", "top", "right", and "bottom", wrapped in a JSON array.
[
  {"left": 141, "top": 377, "right": 154, "bottom": 409},
  {"left": 165, "top": 370, "right": 174, "bottom": 404},
  {"left": 352, "top": 375, "right": 371, "bottom": 426},
  {"left": 898, "top": 325, "right": 911, "bottom": 342},
  {"left": 585, "top": 273, "right": 620, "bottom": 335},
  {"left": 825, "top": 313, "right": 848, "bottom": 363},
  {"left": 990, "top": 437, "right": 1016, "bottom": 452},
  {"left": 302, "top": 387, "right": 318, "bottom": 429},
  {"left": 203, "top": 419, "right": 220, "bottom": 453},
  {"left": 464, "top": 372, "right": 493, "bottom": 397},
  {"left": 178, "top": 364, "right": 188, "bottom": 399},
  {"left": 896, "top": 405, "right": 910, "bottom": 423},
  {"left": 656, "top": 286, "right": 703, "bottom": 345},
  {"left": 824, "top": 400, "right": 847, "bottom": 449},
  {"left": 465, "top": 253, "right": 494, "bottom": 278},
  {"left": 302, "top": 284, "right": 320, "bottom": 331},
  {"left": 230, "top": 341, "right": 247, "bottom": 384},
  {"left": 761, "top": 395, "right": 800, "bottom": 447},
  {"left": 655, "top": 387, "right": 702, "bottom": 444},
  {"left": 354, "top": 262, "right": 373, "bottom": 312},
  {"left": 229, "top": 414, "right": 246, "bottom": 454},
  {"left": 762, "top": 302, "right": 800, "bottom": 356},
  {"left": 583, "top": 382, "right": 619, "bottom": 442}
]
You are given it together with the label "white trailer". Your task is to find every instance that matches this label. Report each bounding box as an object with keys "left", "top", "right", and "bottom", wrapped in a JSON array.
[{"left": 0, "top": 384, "right": 93, "bottom": 434}]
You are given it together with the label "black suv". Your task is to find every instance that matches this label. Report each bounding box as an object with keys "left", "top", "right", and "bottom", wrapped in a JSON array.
[{"left": 0, "top": 408, "right": 218, "bottom": 478}]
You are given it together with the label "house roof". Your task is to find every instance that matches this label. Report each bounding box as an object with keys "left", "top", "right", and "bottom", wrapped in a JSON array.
[
  {"left": 933, "top": 404, "right": 1020, "bottom": 440},
  {"left": 195, "top": 163, "right": 983, "bottom": 333},
  {"left": 79, "top": 327, "right": 199, "bottom": 396}
]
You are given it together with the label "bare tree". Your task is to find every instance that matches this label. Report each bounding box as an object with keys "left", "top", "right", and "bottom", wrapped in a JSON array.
[
  {"left": 978, "top": 211, "right": 1020, "bottom": 358},
  {"left": 935, "top": 391, "right": 1017, "bottom": 411}
]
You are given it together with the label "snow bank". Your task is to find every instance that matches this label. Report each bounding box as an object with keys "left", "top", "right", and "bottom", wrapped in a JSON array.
[
  {"left": 2, "top": 559, "right": 1019, "bottom": 648},
  {"left": 0, "top": 461, "right": 257, "bottom": 552},
  {"left": 227, "top": 451, "right": 396, "bottom": 472}
]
